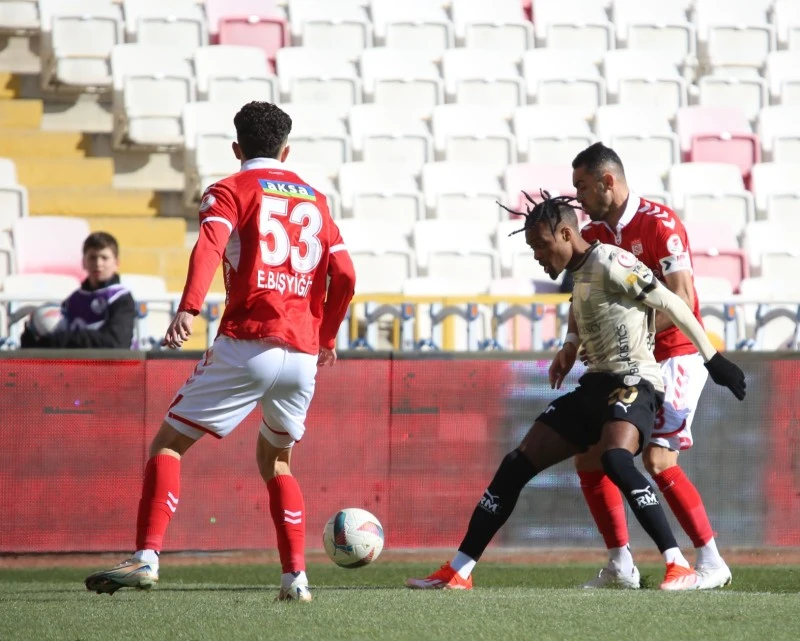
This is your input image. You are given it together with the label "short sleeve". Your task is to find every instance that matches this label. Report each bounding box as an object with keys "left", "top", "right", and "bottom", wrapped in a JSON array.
[
  {"left": 198, "top": 182, "right": 238, "bottom": 233},
  {"left": 607, "top": 248, "right": 658, "bottom": 301},
  {"left": 650, "top": 211, "right": 692, "bottom": 277}
]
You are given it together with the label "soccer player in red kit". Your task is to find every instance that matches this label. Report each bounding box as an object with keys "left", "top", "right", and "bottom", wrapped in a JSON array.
[
  {"left": 85, "top": 102, "right": 356, "bottom": 602},
  {"left": 550, "top": 143, "right": 731, "bottom": 590}
]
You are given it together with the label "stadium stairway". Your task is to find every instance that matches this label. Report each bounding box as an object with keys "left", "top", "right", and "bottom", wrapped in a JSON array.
[{"left": 0, "top": 72, "right": 220, "bottom": 349}]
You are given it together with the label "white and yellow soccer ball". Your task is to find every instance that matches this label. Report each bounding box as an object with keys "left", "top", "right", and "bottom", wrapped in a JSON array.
[{"left": 322, "top": 508, "right": 384, "bottom": 568}]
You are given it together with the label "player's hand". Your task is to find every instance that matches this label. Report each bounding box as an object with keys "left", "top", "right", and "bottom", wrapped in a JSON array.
[
  {"left": 549, "top": 343, "right": 577, "bottom": 389},
  {"left": 163, "top": 311, "right": 195, "bottom": 349},
  {"left": 318, "top": 347, "right": 337, "bottom": 366},
  {"left": 704, "top": 353, "right": 746, "bottom": 400}
]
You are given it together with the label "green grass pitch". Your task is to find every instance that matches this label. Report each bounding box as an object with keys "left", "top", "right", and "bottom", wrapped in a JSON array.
[{"left": 2, "top": 562, "right": 800, "bottom": 641}]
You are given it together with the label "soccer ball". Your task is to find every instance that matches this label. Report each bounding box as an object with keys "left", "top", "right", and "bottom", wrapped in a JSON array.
[
  {"left": 322, "top": 508, "right": 384, "bottom": 568},
  {"left": 30, "top": 304, "right": 65, "bottom": 336}
]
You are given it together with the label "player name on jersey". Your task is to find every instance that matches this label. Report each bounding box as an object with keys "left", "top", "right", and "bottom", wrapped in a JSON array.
[{"left": 257, "top": 269, "right": 314, "bottom": 298}]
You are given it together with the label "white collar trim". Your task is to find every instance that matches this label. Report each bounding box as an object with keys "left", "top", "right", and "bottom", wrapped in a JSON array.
[
  {"left": 603, "top": 192, "right": 639, "bottom": 237},
  {"left": 240, "top": 157, "right": 286, "bottom": 172}
]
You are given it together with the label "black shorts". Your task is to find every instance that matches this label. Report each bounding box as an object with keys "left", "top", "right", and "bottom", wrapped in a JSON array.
[{"left": 535, "top": 372, "right": 664, "bottom": 455}]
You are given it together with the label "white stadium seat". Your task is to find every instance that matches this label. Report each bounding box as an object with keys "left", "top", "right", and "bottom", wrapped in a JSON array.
[
  {"left": 194, "top": 46, "right": 277, "bottom": 104},
  {"left": 123, "top": 0, "right": 207, "bottom": 59},
  {"left": 421, "top": 162, "right": 504, "bottom": 223},
  {"left": 442, "top": 49, "right": 525, "bottom": 115},
  {"left": 348, "top": 104, "right": 432, "bottom": 168}
]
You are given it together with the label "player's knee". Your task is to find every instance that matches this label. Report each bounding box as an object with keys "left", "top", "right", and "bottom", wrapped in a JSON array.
[
  {"left": 600, "top": 448, "right": 636, "bottom": 486},
  {"left": 642, "top": 445, "right": 678, "bottom": 476},
  {"left": 484, "top": 449, "right": 538, "bottom": 512}
]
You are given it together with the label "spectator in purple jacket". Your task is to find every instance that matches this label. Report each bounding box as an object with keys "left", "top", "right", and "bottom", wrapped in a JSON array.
[{"left": 22, "top": 232, "right": 136, "bottom": 349}]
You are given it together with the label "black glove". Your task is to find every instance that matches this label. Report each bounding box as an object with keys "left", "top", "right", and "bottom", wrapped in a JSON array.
[{"left": 704, "top": 353, "right": 746, "bottom": 400}]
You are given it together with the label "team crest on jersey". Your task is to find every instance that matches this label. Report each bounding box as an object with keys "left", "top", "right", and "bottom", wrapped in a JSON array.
[
  {"left": 615, "top": 250, "right": 637, "bottom": 268},
  {"left": 631, "top": 239, "right": 643, "bottom": 256},
  {"left": 259, "top": 179, "right": 316, "bottom": 201}
]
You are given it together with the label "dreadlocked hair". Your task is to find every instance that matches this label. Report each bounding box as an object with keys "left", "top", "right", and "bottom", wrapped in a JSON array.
[{"left": 499, "top": 190, "right": 581, "bottom": 237}]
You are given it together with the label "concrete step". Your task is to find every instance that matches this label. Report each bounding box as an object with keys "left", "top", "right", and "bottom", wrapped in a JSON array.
[
  {"left": 0, "top": 128, "right": 89, "bottom": 157},
  {"left": 15, "top": 156, "right": 113, "bottom": 187},
  {"left": 29, "top": 186, "right": 159, "bottom": 217},
  {"left": 87, "top": 216, "right": 187, "bottom": 248},
  {"left": 0, "top": 98, "right": 42, "bottom": 129}
]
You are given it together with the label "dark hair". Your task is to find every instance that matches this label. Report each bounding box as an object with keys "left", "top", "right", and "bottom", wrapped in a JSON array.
[
  {"left": 83, "top": 232, "right": 119, "bottom": 257},
  {"left": 571, "top": 142, "right": 625, "bottom": 179},
  {"left": 501, "top": 190, "right": 580, "bottom": 237},
  {"left": 234, "top": 101, "right": 292, "bottom": 160}
]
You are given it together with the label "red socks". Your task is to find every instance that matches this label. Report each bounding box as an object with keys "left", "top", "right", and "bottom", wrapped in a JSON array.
[
  {"left": 654, "top": 466, "right": 713, "bottom": 548},
  {"left": 135, "top": 454, "right": 181, "bottom": 551},
  {"left": 578, "top": 470, "right": 629, "bottom": 549},
  {"left": 267, "top": 474, "right": 306, "bottom": 573}
]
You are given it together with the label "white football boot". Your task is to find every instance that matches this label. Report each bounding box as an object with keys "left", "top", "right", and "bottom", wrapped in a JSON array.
[
  {"left": 695, "top": 562, "right": 732, "bottom": 590},
  {"left": 582, "top": 562, "right": 641, "bottom": 589},
  {"left": 85, "top": 558, "right": 159, "bottom": 595}
]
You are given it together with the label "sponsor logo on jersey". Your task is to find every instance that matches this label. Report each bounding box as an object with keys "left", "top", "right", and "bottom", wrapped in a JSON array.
[
  {"left": 666, "top": 234, "right": 683, "bottom": 255},
  {"left": 259, "top": 179, "right": 316, "bottom": 201},
  {"left": 631, "top": 239, "right": 643, "bottom": 256},
  {"left": 199, "top": 192, "right": 216, "bottom": 213}
]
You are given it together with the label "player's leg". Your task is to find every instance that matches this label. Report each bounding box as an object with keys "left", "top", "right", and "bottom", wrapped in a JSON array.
[
  {"left": 85, "top": 338, "right": 262, "bottom": 595},
  {"left": 646, "top": 354, "right": 730, "bottom": 589},
  {"left": 259, "top": 346, "right": 317, "bottom": 603},
  {"left": 574, "top": 446, "right": 637, "bottom": 589},
  {"left": 407, "top": 391, "right": 584, "bottom": 590}
]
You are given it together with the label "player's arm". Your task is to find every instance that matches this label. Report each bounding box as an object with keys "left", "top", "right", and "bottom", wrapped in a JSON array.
[
  {"left": 549, "top": 304, "right": 579, "bottom": 389},
  {"left": 654, "top": 269, "right": 694, "bottom": 332},
  {"left": 611, "top": 255, "right": 746, "bottom": 400},
  {"left": 318, "top": 224, "right": 356, "bottom": 359},
  {"left": 166, "top": 185, "right": 237, "bottom": 348}
]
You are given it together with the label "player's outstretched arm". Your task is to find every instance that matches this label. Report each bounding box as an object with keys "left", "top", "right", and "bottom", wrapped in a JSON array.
[
  {"left": 643, "top": 283, "right": 746, "bottom": 400},
  {"left": 549, "top": 304, "right": 578, "bottom": 389}
]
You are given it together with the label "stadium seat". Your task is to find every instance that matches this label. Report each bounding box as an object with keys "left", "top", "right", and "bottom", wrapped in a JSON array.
[
  {"left": 0, "top": 0, "right": 39, "bottom": 34},
  {"left": 532, "top": 0, "right": 609, "bottom": 43},
  {"left": 442, "top": 49, "right": 525, "bottom": 115},
  {"left": 758, "top": 105, "right": 800, "bottom": 162},
  {"left": 683, "top": 219, "right": 739, "bottom": 254},
  {"left": 291, "top": 0, "right": 372, "bottom": 58},
  {"left": 371, "top": 0, "right": 453, "bottom": 52},
  {"left": 504, "top": 163, "right": 576, "bottom": 212},
  {"left": 603, "top": 50, "right": 686, "bottom": 120},
  {"left": 774, "top": 0, "right": 800, "bottom": 49},
  {"left": 205, "top": 0, "right": 285, "bottom": 41},
  {"left": 0, "top": 158, "right": 28, "bottom": 234},
  {"left": 39, "top": 0, "right": 123, "bottom": 91},
  {"left": 181, "top": 101, "right": 241, "bottom": 204},
  {"left": 194, "top": 46, "right": 277, "bottom": 104},
  {"left": 413, "top": 219, "right": 497, "bottom": 278},
  {"left": 743, "top": 220, "right": 800, "bottom": 276},
  {"left": 421, "top": 162, "right": 504, "bottom": 223},
  {"left": 669, "top": 162, "right": 755, "bottom": 237},
  {"left": 451, "top": 0, "right": 534, "bottom": 51},
  {"left": 676, "top": 106, "right": 751, "bottom": 157},
  {"left": 765, "top": 52, "right": 800, "bottom": 104},
  {"left": 431, "top": 104, "right": 516, "bottom": 173},
  {"left": 513, "top": 105, "right": 592, "bottom": 164},
  {"left": 594, "top": 105, "right": 673, "bottom": 141},
  {"left": 1, "top": 273, "right": 82, "bottom": 344},
  {"left": 348, "top": 104, "right": 432, "bottom": 169},
  {"left": 12, "top": 216, "right": 89, "bottom": 280},
  {"left": 612, "top": 0, "right": 695, "bottom": 67},
  {"left": 739, "top": 277, "right": 800, "bottom": 350},
  {"left": 698, "top": 77, "right": 768, "bottom": 125},
  {"left": 123, "top": 0, "right": 208, "bottom": 59},
  {"left": 338, "top": 162, "right": 423, "bottom": 234},
  {"left": 349, "top": 248, "right": 417, "bottom": 294},
  {"left": 218, "top": 16, "right": 288, "bottom": 71},
  {"left": 336, "top": 218, "right": 413, "bottom": 254},
  {"left": 110, "top": 44, "right": 195, "bottom": 149},
  {"left": 360, "top": 48, "right": 443, "bottom": 119},
  {"left": 688, "top": 133, "right": 761, "bottom": 186},
  {"left": 750, "top": 162, "right": 800, "bottom": 216},
  {"left": 694, "top": 0, "right": 774, "bottom": 71},
  {"left": 694, "top": 275, "right": 734, "bottom": 347},
  {"left": 522, "top": 49, "right": 605, "bottom": 119},
  {"left": 277, "top": 103, "right": 351, "bottom": 179}
]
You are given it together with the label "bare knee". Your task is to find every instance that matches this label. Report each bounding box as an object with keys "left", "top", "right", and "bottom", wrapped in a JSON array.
[
  {"left": 149, "top": 421, "right": 197, "bottom": 459},
  {"left": 574, "top": 444, "right": 604, "bottom": 472},
  {"left": 257, "top": 434, "right": 293, "bottom": 481},
  {"left": 643, "top": 445, "right": 679, "bottom": 476}
]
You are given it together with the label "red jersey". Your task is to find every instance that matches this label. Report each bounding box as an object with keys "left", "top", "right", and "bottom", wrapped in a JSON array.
[
  {"left": 178, "top": 157, "right": 356, "bottom": 354},
  {"left": 580, "top": 194, "right": 702, "bottom": 362}
]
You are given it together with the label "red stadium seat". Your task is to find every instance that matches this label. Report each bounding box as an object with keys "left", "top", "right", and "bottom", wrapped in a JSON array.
[
  {"left": 205, "top": 0, "right": 284, "bottom": 41},
  {"left": 503, "top": 163, "right": 576, "bottom": 213},
  {"left": 691, "top": 250, "right": 749, "bottom": 293},
  {"left": 683, "top": 219, "right": 739, "bottom": 254},
  {"left": 218, "top": 16, "right": 288, "bottom": 71},
  {"left": 689, "top": 133, "right": 762, "bottom": 187},
  {"left": 676, "top": 106, "right": 751, "bottom": 158}
]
